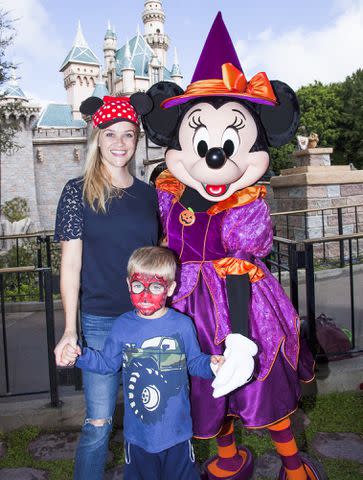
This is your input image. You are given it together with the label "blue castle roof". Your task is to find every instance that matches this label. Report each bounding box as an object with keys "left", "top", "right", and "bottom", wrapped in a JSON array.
[
  {"left": 37, "top": 104, "right": 86, "bottom": 128},
  {"left": 60, "top": 21, "right": 99, "bottom": 71}
]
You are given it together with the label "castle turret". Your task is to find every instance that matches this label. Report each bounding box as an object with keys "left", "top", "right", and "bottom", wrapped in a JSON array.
[
  {"left": 4, "top": 68, "right": 27, "bottom": 99},
  {"left": 142, "top": 0, "right": 169, "bottom": 67},
  {"left": 60, "top": 21, "right": 100, "bottom": 120},
  {"left": 103, "top": 20, "right": 117, "bottom": 72},
  {"left": 170, "top": 48, "right": 183, "bottom": 86},
  {"left": 92, "top": 70, "right": 109, "bottom": 99},
  {"left": 121, "top": 39, "right": 136, "bottom": 94}
]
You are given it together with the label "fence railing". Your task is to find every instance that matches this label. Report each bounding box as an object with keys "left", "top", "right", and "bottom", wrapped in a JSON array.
[
  {"left": 0, "top": 232, "right": 60, "bottom": 302},
  {"left": 1, "top": 230, "right": 362, "bottom": 405},
  {"left": 271, "top": 203, "right": 363, "bottom": 266},
  {"left": 0, "top": 266, "right": 59, "bottom": 406},
  {"left": 267, "top": 232, "right": 363, "bottom": 359}
]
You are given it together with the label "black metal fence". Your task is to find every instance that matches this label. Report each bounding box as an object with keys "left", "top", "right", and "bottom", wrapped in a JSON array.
[
  {"left": 1, "top": 230, "right": 362, "bottom": 406},
  {"left": 267, "top": 232, "right": 363, "bottom": 359},
  {"left": 0, "top": 266, "right": 59, "bottom": 406},
  {"left": 271, "top": 203, "right": 363, "bottom": 266},
  {"left": 0, "top": 233, "right": 60, "bottom": 302}
]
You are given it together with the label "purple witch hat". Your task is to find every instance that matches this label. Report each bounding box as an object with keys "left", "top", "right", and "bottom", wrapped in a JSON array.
[{"left": 161, "top": 12, "right": 277, "bottom": 109}]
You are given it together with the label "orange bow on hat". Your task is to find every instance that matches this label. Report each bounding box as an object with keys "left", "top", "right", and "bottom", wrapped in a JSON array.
[{"left": 221, "top": 63, "right": 277, "bottom": 104}]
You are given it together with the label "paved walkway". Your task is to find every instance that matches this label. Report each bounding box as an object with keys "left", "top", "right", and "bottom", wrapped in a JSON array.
[{"left": 1, "top": 406, "right": 362, "bottom": 479}]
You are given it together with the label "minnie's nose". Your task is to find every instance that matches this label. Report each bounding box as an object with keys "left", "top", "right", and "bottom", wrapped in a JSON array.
[{"left": 205, "top": 147, "right": 227, "bottom": 169}]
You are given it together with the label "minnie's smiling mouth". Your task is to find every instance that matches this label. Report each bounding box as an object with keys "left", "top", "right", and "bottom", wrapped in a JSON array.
[{"left": 203, "top": 184, "right": 229, "bottom": 197}]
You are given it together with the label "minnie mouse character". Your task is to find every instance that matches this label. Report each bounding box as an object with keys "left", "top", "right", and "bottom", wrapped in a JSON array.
[{"left": 131, "top": 13, "right": 326, "bottom": 480}]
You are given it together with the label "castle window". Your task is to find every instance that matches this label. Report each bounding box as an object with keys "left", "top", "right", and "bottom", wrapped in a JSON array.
[{"left": 156, "top": 28, "right": 160, "bottom": 33}]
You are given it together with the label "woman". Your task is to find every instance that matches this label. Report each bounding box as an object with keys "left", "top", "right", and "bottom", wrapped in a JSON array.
[{"left": 53, "top": 96, "right": 159, "bottom": 479}]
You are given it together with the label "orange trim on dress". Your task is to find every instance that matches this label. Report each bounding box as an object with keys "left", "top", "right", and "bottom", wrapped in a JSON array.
[
  {"left": 156, "top": 169, "right": 266, "bottom": 214},
  {"left": 213, "top": 257, "right": 265, "bottom": 283}
]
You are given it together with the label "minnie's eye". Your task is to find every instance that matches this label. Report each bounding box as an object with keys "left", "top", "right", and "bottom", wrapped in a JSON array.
[
  {"left": 221, "top": 128, "right": 240, "bottom": 158},
  {"left": 193, "top": 127, "right": 209, "bottom": 158}
]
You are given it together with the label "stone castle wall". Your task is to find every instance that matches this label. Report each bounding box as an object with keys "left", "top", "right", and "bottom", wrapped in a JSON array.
[
  {"left": 1, "top": 117, "right": 41, "bottom": 231},
  {"left": 33, "top": 128, "right": 87, "bottom": 231}
]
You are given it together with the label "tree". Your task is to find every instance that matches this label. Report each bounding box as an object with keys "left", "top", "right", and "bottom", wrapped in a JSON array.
[
  {"left": 0, "top": 9, "right": 27, "bottom": 154},
  {"left": 338, "top": 69, "right": 363, "bottom": 169},
  {"left": 270, "top": 81, "right": 345, "bottom": 173},
  {"left": 297, "top": 81, "right": 343, "bottom": 151}
]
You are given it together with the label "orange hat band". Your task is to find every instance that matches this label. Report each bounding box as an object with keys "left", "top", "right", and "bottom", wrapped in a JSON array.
[{"left": 161, "top": 63, "right": 277, "bottom": 109}]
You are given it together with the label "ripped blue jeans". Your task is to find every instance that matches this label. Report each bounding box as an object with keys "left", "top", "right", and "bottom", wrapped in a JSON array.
[{"left": 74, "top": 313, "right": 121, "bottom": 480}]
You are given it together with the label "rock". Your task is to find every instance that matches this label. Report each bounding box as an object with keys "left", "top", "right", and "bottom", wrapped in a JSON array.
[
  {"left": 312, "top": 432, "right": 363, "bottom": 463},
  {"left": 28, "top": 431, "right": 80, "bottom": 461},
  {"left": 0, "top": 441, "right": 6, "bottom": 459},
  {"left": 28, "top": 431, "right": 114, "bottom": 463},
  {"left": 0, "top": 468, "right": 48, "bottom": 479},
  {"left": 251, "top": 450, "right": 282, "bottom": 479},
  {"left": 105, "top": 465, "right": 124, "bottom": 479}
]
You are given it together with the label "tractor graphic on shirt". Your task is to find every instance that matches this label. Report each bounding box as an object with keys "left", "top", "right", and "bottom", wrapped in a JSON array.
[{"left": 123, "top": 335, "right": 187, "bottom": 424}]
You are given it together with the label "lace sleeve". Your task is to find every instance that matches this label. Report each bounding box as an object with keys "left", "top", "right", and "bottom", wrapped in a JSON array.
[{"left": 54, "top": 178, "right": 84, "bottom": 241}]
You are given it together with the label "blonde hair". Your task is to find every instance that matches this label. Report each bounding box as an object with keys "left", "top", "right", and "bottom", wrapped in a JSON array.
[
  {"left": 127, "top": 247, "right": 177, "bottom": 282},
  {"left": 82, "top": 125, "right": 139, "bottom": 213}
]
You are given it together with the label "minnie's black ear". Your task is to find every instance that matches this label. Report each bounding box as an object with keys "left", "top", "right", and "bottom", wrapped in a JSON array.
[
  {"left": 79, "top": 96, "right": 104, "bottom": 115},
  {"left": 256, "top": 81, "right": 300, "bottom": 147},
  {"left": 140, "top": 81, "right": 185, "bottom": 148},
  {"left": 130, "top": 92, "right": 154, "bottom": 115}
]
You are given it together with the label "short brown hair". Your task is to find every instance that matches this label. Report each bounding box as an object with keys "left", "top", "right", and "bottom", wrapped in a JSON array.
[{"left": 127, "top": 246, "right": 177, "bottom": 282}]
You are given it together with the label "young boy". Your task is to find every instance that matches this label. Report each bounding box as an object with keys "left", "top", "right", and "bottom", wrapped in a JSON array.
[{"left": 62, "top": 246, "right": 224, "bottom": 480}]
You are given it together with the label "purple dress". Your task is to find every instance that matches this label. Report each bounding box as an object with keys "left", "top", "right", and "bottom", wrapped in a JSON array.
[{"left": 157, "top": 175, "right": 314, "bottom": 438}]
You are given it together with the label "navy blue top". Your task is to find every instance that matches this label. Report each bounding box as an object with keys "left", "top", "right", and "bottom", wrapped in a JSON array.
[
  {"left": 54, "top": 177, "right": 159, "bottom": 316},
  {"left": 76, "top": 308, "right": 213, "bottom": 453}
]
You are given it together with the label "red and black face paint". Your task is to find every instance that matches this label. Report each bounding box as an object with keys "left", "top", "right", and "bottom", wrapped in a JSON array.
[{"left": 129, "top": 273, "right": 169, "bottom": 316}]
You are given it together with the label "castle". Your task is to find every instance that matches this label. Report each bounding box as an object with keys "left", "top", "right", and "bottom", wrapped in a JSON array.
[{"left": 0, "top": 0, "right": 182, "bottom": 232}]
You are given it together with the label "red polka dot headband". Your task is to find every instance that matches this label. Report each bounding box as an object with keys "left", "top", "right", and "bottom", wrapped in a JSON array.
[
  {"left": 79, "top": 95, "right": 139, "bottom": 129},
  {"left": 92, "top": 96, "right": 139, "bottom": 128}
]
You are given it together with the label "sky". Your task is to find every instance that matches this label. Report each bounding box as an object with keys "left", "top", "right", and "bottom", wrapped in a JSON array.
[{"left": 2, "top": 0, "right": 363, "bottom": 106}]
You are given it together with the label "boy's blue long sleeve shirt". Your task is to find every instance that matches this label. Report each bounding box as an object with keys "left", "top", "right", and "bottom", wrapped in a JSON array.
[{"left": 76, "top": 308, "right": 213, "bottom": 453}]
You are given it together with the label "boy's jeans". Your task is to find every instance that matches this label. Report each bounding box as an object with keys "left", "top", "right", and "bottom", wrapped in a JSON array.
[{"left": 74, "top": 313, "right": 121, "bottom": 480}]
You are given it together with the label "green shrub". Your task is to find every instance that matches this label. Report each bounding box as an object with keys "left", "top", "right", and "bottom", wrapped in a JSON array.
[{"left": 2, "top": 196, "right": 29, "bottom": 222}]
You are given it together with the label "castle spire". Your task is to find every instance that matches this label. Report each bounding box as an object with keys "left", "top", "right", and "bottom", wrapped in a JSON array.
[
  {"left": 171, "top": 47, "right": 183, "bottom": 86},
  {"left": 142, "top": 0, "right": 169, "bottom": 67},
  {"left": 73, "top": 20, "right": 88, "bottom": 48},
  {"left": 60, "top": 22, "right": 100, "bottom": 120}
]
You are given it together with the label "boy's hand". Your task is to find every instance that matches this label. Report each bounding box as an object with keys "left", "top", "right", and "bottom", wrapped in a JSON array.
[
  {"left": 210, "top": 355, "right": 225, "bottom": 375},
  {"left": 60, "top": 343, "right": 81, "bottom": 367}
]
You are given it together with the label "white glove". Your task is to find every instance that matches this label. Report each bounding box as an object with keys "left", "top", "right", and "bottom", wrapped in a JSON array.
[{"left": 212, "top": 333, "right": 258, "bottom": 398}]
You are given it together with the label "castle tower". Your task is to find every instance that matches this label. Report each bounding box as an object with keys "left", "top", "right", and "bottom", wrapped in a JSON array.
[
  {"left": 142, "top": 0, "right": 169, "bottom": 67},
  {"left": 103, "top": 20, "right": 117, "bottom": 72},
  {"left": 60, "top": 21, "right": 100, "bottom": 120},
  {"left": 1, "top": 75, "right": 42, "bottom": 231},
  {"left": 170, "top": 48, "right": 183, "bottom": 86},
  {"left": 121, "top": 39, "right": 136, "bottom": 94}
]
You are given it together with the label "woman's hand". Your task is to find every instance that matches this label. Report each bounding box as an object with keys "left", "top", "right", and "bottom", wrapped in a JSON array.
[
  {"left": 54, "top": 331, "right": 78, "bottom": 366},
  {"left": 60, "top": 343, "right": 82, "bottom": 367}
]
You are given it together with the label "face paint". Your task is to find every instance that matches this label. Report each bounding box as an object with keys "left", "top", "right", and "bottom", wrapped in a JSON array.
[{"left": 129, "top": 273, "right": 169, "bottom": 316}]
